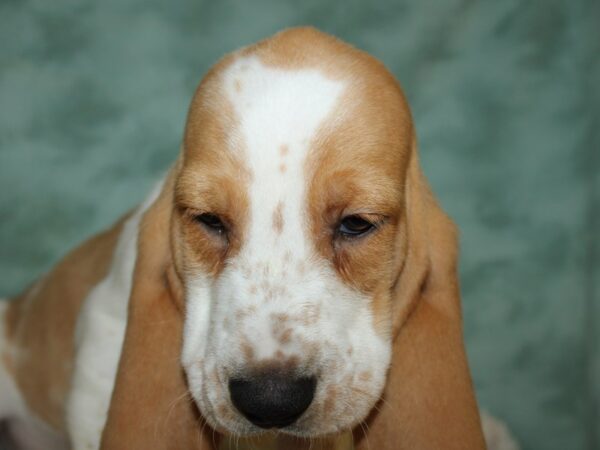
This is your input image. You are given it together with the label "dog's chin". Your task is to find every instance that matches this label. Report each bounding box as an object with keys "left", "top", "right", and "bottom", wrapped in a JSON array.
[
  {"left": 211, "top": 422, "right": 352, "bottom": 441},
  {"left": 214, "top": 427, "right": 355, "bottom": 450},
  {"left": 199, "top": 412, "right": 316, "bottom": 438},
  {"left": 202, "top": 408, "right": 363, "bottom": 440}
]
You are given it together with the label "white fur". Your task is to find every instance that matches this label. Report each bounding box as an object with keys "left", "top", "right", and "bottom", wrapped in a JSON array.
[
  {"left": 181, "top": 57, "right": 392, "bottom": 437},
  {"left": 481, "top": 412, "right": 520, "bottom": 450},
  {"left": 65, "top": 180, "right": 163, "bottom": 450}
]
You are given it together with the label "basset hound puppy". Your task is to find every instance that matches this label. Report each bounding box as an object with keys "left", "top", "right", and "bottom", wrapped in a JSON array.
[{"left": 0, "top": 27, "right": 517, "bottom": 450}]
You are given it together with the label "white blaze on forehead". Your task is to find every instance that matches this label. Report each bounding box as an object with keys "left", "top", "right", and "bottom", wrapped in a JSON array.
[
  {"left": 223, "top": 56, "right": 345, "bottom": 256},
  {"left": 209, "top": 57, "right": 347, "bottom": 360}
]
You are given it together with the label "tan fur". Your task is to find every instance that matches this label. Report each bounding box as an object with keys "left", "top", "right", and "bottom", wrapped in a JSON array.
[
  {"left": 4, "top": 27, "right": 485, "bottom": 450},
  {"left": 352, "top": 146, "right": 486, "bottom": 449},
  {"left": 272, "top": 202, "right": 284, "bottom": 234},
  {"left": 3, "top": 217, "right": 126, "bottom": 432},
  {"left": 100, "top": 169, "right": 216, "bottom": 449}
]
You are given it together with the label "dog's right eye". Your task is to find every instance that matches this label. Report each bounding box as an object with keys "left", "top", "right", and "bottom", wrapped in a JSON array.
[
  {"left": 335, "top": 215, "right": 378, "bottom": 241},
  {"left": 194, "top": 213, "right": 227, "bottom": 235}
]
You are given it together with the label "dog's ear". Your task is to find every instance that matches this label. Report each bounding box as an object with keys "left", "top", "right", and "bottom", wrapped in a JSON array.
[
  {"left": 354, "top": 140, "right": 486, "bottom": 450},
  {"left": 100, "top": 167, "right": 218, "bottom": 450}
]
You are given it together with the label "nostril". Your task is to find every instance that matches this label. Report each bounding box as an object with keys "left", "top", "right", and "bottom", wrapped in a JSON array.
[{"left": 229, "top": 373, "right": 316, "bottom": 429}]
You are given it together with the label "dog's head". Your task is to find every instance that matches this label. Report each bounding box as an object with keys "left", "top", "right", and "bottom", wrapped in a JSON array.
[{"left": 170, "top": 27, "right": 418, "bottom": 438}]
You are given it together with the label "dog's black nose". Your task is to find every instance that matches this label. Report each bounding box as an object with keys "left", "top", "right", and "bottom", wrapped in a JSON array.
[{"left": 229, "top": 372, "right": 316, "bottom": 428}]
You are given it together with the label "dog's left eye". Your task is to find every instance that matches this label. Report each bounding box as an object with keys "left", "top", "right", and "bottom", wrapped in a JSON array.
[
  {"left": 194, "top": 213, "right": 227, "bottom": 235},
  {"left": 338, "top": 215, "right": 375, "bottom": 238}
]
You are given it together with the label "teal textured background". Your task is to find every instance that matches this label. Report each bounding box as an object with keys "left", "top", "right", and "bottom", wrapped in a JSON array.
[{"left": 0, "top": 1, "right": 598, "bottom": 449}]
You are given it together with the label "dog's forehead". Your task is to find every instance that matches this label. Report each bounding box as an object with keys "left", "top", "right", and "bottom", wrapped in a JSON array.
[{"left": 182, "top": 28, "right": 413, "bottom": 182}]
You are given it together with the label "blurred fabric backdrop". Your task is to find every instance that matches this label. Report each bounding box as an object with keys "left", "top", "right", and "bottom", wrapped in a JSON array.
[{"left": 0, "top": 1, "right": 598, "bottom": 449}]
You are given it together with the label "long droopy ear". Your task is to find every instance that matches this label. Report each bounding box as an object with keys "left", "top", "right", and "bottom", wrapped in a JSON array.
[
  {"left": 100, "top": 166, "right": 219, "bottom": 450},
  {"left": 354, "top": 141, "right": 486, "bottom": 450}
]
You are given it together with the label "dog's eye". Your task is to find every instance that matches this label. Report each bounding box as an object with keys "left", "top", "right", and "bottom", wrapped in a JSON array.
[
  {"left": 195, "top": 213, "right": 227, "bottom": 235},
  {"left": 338, "top": 215, "right": 375, "bottom": 238}
]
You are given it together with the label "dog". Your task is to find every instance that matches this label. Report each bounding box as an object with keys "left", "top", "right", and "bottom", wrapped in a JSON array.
[{"left": 0, "top": 27, "right": 518, "bottom": 450}]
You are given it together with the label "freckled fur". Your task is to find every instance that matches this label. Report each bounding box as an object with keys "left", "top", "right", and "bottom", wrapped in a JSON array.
[{"left": 272, "top": 202, "right": 284, "bottom": 234}]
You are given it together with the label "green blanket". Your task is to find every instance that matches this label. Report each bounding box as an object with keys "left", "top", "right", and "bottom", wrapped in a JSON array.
[{"left": 1, "top": 1, "right": 598, "bottom": 449}]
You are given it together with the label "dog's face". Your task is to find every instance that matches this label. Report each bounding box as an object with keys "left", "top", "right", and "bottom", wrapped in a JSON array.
[{"left": 172, "top": 29, "right": 413, "bottom": 437}]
